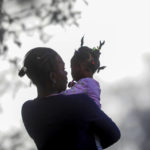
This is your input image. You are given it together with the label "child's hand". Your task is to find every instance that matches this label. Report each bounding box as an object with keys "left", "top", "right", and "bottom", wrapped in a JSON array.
[{"left": 68, "top": 80, "right": 76, "bottom": 88}]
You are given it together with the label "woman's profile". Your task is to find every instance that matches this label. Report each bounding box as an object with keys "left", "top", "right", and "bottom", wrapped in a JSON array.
[{"left": 19, "top": 47, "right": 120, "bottom": 150}]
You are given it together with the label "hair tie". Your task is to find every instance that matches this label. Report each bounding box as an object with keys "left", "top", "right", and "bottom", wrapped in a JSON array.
[
  {"left": 92, "top": 40, "right": 105, "bottom": 51},
  {"left": 18, "top": 66, "right": 27, "bottom": 77},
  {"left": 91, "top": 60, "right": 95, "bottom": 65},
  {"left": 23, "top": 66, "right": 27, "bottom": 72}
]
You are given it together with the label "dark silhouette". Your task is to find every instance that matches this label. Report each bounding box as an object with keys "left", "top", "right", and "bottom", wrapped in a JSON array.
[{"left": 19, "top": 47, "right": 120, "bottom": 150}]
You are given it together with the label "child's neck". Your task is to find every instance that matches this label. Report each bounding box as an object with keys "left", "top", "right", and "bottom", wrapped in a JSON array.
[
  {"left": 84, "top": 71, "right": 93, "bottom": 78},
  {"left": 79, "top": 74, "right": 93, "bottom": 80}
]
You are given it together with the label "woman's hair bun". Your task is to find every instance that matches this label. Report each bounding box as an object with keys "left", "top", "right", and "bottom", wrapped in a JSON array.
[{"left": 18, "top": 67, "right": 27, "bottom": 77}]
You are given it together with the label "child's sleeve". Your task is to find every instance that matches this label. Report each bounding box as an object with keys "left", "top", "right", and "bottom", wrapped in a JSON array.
[
  {"left": 61, "top": 79, "right": 88, "bottom": 95},
  {"left": 85, "top": 78, "right": 101, "bottom": 108}
]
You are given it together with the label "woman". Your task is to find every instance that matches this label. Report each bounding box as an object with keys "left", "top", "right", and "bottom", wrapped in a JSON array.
[{"left": 19, "top": 47, "right": 120, "bottom": 150}]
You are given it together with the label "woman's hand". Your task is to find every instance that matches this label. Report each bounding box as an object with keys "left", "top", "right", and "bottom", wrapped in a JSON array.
[{"left": 68, "top": 80, "right": 76, "bottom": 88}]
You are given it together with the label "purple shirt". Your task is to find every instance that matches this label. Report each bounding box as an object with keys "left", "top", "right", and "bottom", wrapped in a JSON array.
[{"left": 62, "top": 78, "right": 101, "bottom": 108}]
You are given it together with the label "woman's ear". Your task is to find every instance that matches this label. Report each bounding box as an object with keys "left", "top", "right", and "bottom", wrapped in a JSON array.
[{"left": 49, "top": 72, "right": 57, "bottom": 84}]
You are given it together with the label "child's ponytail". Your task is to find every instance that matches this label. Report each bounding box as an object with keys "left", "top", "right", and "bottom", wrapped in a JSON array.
[{"left": 71, "top": 37, "right": 106, "bottom": 74}]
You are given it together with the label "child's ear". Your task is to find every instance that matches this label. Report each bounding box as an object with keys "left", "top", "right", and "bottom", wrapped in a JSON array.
[{"left": 79, "top": 62, "right": 88, "bottom": 72}]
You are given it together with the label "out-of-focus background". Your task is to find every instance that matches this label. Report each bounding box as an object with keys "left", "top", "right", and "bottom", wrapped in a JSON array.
[{"left": 0, "top": 0, "right": 150, "bottom": 149}]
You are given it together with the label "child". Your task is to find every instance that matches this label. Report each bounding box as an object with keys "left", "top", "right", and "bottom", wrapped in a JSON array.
[
  {"left": 62, "top": 37, "right": 106, "bottom": 150},
  {"left": 62, "top": 37, "right": 106, "bottom": 108}
]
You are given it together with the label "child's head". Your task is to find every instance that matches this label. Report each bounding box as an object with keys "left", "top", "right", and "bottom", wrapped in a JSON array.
[{"left": 71, "top": 39, "right": 106, "bottom": 81}]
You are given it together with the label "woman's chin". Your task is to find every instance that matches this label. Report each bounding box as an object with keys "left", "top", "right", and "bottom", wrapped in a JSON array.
[{"left": 59, "top": 85, "right": 67, "bottom": 92}]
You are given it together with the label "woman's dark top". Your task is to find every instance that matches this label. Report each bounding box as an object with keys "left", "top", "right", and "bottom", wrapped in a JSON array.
[{"left": 22, "top": 94, "right": 120, "bottom": 150}]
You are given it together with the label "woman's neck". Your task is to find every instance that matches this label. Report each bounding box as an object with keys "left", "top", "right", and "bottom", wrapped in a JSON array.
[{"left": 37, "top": 87, "right": 58, "bottom": 99}]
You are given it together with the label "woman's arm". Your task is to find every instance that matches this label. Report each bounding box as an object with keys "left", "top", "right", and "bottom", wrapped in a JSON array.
[
  {"left": 90, "top": 110, "right": 121, "bottom": 149},
  {"left": 82, "top": 95, "right": 121, "bottom": 149}
]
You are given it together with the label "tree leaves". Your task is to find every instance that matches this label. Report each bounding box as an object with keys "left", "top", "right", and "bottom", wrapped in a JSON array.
[{"left": 0, "top": 0, "right": 82, "bottom": 56}]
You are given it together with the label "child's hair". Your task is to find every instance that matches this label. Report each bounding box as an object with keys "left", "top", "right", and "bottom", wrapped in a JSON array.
[
  {"left": 71, "top": 37, "right": 106, "bottom": 74},
  {"left": 18, "top": 47, "right": 58, "bottom": 87}
]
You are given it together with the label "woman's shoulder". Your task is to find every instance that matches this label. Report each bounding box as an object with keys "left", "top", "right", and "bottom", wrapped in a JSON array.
[
  {"left": 22, "top": 100, "right": 34, "bottom": 111},
  {"left": 62, "top": 93, "right": 97, "bottom": 105},
  {"left": 22, "top": 99, "right": 33, "bottom": 106}
]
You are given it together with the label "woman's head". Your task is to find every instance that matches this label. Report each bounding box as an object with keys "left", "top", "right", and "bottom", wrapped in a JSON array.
[{"left": 19, "top": 47, "right": 67, "bottom": 93}]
